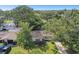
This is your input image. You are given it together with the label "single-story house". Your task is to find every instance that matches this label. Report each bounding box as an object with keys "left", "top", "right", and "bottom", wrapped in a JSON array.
[
  {"left": 0, "top": 31, "right": 17, "bottom": 45},
  {"left": 0, "top": 30, "right": 54, "bottom": 45}
]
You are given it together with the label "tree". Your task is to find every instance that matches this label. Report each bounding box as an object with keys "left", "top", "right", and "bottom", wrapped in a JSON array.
[
  {"left": 17, "top": 22, "right": 34, "bottom": 51},
  {"left": 42, "top": 9, "right": 79, "bottom": 53},
  {"left": 11, "top": 5, "right": 43, "bottom": 30}
]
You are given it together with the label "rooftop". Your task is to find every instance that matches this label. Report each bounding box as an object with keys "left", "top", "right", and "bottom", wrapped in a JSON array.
[
  {"left": 31, "top": 30, "right": 54, "bottom": 40},
  {"left": 0, "top": 30, "right": 54, "bottom": 41},
  {"left": 0, "top": 31, "right": 17, "bottom": 41}
]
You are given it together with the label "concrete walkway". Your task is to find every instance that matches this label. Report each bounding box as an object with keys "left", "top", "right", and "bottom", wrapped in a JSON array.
[{"left": 55, "top": 41, "right": 67, "bottom": 54}]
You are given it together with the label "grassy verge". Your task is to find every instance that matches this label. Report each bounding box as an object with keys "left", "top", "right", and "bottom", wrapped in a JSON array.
[{"left": 10, "top": 46, "right": 28, "bottom": 54}]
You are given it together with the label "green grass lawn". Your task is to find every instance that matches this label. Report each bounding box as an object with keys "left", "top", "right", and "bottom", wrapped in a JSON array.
[
  {"left": 0, "top": 43, "right": 4, "bottom": 46},
  {"left": 4, "top": 20, "right": 13, "bottom": 24},
  {"left": 10, "top": 42, "right": 58, "bottom": 54},
  {"left": 10, "top": 46, "right": 28, "bottom": 54},
  {"left": 45, "top": 42, "right": 58, "bottom": 54},
  {"left": 29, "top": 42, "right": 58, "bottom": 54}
]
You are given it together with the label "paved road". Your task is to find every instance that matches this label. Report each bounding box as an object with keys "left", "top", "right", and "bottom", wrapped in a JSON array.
[{"left": 55, "top": 41, "right": 67, "bottom": 54}]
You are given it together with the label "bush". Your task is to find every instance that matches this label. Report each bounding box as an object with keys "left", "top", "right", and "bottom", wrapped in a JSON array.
[{"left": 45, "top": 42, "right": 58, "bottom": 54}]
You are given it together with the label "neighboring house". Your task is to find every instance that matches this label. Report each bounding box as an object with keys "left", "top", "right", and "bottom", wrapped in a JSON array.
[{"left": 2, "top": 22, "right": 16, "bottom": 31}]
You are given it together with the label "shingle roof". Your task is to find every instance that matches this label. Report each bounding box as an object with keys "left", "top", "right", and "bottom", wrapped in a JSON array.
[
  {"left": 0, "top": 31, "right": 17, "bottom": 41},
  {"left": 31, "top": 30, "right": 53, "bottom": 40},
  {"left": 31, "top": 31, "right": 43, "bottom": 38},
  {"left": 0, "top": 30, "right": 53, "bottom": 41}
]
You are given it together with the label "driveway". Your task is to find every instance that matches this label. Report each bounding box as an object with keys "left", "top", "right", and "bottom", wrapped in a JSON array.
[{"left": 55, "top": 41, "right": 67, "bottom": 54}]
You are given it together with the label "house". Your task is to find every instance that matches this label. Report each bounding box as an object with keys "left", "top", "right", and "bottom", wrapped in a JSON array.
[
  {"left": 31, "top": 30, "right": 54, "bottom": 45},
  {"left": 0, "top": 31, "right": 17, "bottom": 45},
  {"left": 0, "top": 30, "right": 53, "bottom": 45},
  {"left": 2, "top": 22, "right": 16, "bottom": 31}
]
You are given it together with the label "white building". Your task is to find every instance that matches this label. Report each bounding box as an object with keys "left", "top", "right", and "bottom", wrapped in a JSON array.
[{"left": 2, "top": 22, "right": 16, "bottom": 31}]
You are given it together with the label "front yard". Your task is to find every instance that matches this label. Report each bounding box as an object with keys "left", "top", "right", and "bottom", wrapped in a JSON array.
[
  {"left": 0, "top": 43, "right": 4, "bottom": 46},
  {"left": 10, "top": 46, "right": 28, "bottom": 54},
  {"left": 9, "top": 42, "right": 58, "bottom": 54}
]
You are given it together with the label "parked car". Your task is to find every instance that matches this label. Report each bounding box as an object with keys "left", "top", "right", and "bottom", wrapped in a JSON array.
[
  {"left": 0, "top": 45, "right": 11, "bottom": 54},
  {"left": 0, "top": 27, "right": 8, "bottom": 31},
  {"left": 2, "top": 26, "right": 8, "bottom": 31}
]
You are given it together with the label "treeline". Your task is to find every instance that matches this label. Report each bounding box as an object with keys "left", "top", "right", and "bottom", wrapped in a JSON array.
[{"left": 37, "top": 9, "right": 79, "bottom": 53}]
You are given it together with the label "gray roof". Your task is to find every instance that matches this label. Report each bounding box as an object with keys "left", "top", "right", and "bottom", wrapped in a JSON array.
[
  {"left": 31, "top": 30, "right": 53, "bottom": 41},
  {"left": 0, "top": 31, "right": 17, "bottom": 41},
  {"left": 0, "top": 30, "right": 53, "bottom": 41}
]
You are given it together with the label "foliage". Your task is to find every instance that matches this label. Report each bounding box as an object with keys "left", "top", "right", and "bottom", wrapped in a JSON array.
[
  {"left": 17, "top": 22, "right": 34, "bottom": 49},
  {"left": 42, "top": 9, "right": 79, "bottom": 53},
  {"left": 10, "top": 5, "right": 44, "bottom": 30},
  {"left": 29, "top": 42, "right": 58, "bottom": 54},
  {"left": 10, "top": 41, "right": 58, "bottom": 54},
  {"left": 45, "top": 42, "right": 58, "bottom": 54},
  {"left": 10, "top": 42, "right": 58, "bottom": 54}
]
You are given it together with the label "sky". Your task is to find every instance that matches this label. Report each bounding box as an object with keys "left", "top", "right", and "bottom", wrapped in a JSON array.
[{"left": 0, "top": 5, "right": 79, "bottom": 10}]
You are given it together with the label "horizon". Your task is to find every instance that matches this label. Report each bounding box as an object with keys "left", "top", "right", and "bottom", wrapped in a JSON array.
[{"left": 0, "top": 5, "right": 79, "bottom": 11}]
